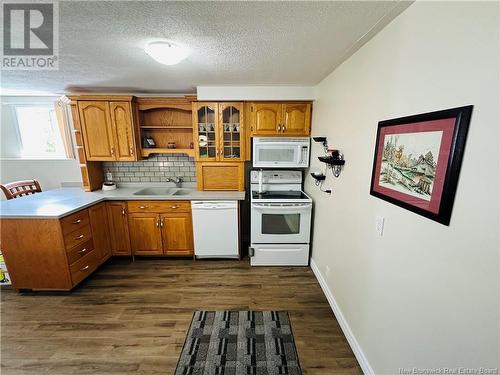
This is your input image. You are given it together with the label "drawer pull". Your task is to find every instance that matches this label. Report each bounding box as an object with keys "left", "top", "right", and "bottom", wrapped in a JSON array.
[
  {"left": 80, "top": 265, "right": 89, "bottom": 271},
  {"left": 72, "top": 219, "right": 81, "bottom": 224},
  {"left": 75, "top": 234, "right": 84, "bottom": 240},
  {"left": 139, "top": 205, "right": 147, "bottom": 209},
  {"left": 78, "top": 248, "right": 87, "bottom": 254},
  {"left": 171, "top": 206, "right": 177, "bottom": 209}
]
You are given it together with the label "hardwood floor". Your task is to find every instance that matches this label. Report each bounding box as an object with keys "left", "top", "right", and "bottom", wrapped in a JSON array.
[{"left": 1, "top": 258, "right": 362, "bottom": 375}]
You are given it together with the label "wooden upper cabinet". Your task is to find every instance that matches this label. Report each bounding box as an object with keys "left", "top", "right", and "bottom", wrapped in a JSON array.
[
  {"left": 193, "top": 102, "right": 244, "bottom": 162},
  {"left": 78, "top": 101, "right": 116, "bottom": 161},
  {"left": 251, "top": 103, "right": 282, "bottom": 135},
  {"left": 249, "top": 102, "right": 312, "bottom": 136},
  {"left": 106, "top": 201, "right": 131, "bottom": 256},
  {"left": 282, "top": 103, "right": 311, "bottom": 136},
  {"left": 219, "top": 103, "right": 244, "bottom": 162},
  {"left": 128, "top": 213, "right": 163, "bottom": 255},
  {"left": 109, "top": 102, "right": 136, "bottom": 161},
  {"left": 88, "top": 202, "right": 112, "bottom": 262},
  {"left": 76, "top": 97, "right": 138, "bottom": 161},
  {"left": 193, "top": 102, "right": 218, "bottom": 162},
  {"left": 160, "top": 212, "right": 194, "bottom": 256},
  {"left": 196, "top": 162, "right": 244, "bottom": 191}
]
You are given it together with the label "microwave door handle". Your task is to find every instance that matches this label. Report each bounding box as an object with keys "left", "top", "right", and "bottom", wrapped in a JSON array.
[
  {"left": 298, "top": 145, "right": 304, "bottom": 164},
  {"left": 298, "top": 144, "right": 307, "bottom": 164}
]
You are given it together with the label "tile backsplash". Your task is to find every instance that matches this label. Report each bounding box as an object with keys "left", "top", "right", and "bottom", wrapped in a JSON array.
[{"left": 103, "top": 154, "right": 196, "bottom": 183}]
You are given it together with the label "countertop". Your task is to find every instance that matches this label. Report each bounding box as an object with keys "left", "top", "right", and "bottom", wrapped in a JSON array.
[{"left": 0, "top": 186, "right": 246, "bottom": 219}]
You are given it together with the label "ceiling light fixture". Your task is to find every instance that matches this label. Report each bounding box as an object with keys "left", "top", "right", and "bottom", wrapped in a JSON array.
[{"left": 144, "top": 41, "right": 189, "bottom": 66}]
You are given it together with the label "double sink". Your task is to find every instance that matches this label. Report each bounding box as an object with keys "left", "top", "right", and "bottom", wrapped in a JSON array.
[{"left": 133, "top": 187, "right": 193, "bottom": 196}]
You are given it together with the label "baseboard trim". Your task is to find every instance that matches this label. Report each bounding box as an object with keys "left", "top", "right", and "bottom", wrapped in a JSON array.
[{"left": 310, "top": 258, "right": 374, "bottom": 375}]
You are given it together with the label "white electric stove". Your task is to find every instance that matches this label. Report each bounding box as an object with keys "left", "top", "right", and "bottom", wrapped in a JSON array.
[{"left": 250, "top": 170, "right": 312, "bottom": 266}]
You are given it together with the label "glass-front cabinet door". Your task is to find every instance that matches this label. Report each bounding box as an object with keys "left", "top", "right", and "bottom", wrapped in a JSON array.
[
  {"left": 219, "top": 102, "right": 244, "bottom": 161},
  {"left": 194, "top": 103, "right": 218, "bottom": 161}
]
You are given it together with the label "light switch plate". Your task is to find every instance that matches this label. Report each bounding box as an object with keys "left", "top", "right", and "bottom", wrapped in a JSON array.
[{"left": 376, "top": 216, "right": 385, "bottom": 236}]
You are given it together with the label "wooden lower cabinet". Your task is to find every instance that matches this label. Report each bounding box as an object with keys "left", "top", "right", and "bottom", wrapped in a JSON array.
[
  {"left": 0, "top": 200, "right": 196, "bottom": 291},
  {"left": 0, "top": 206, "right": 109, "bottom": 291},
  {"left": 89, "top": 202, "right": 112, "bottom": 262},
  {"left": 161, "top": 212, "right": 194, "bottom": 256},
  {"left": 106, "top": 201, "right": 132, "bottom": 255},
  {"left": 126, "top": 201, "right": 194, "bottom": 256},
  {"left": 128, "top": 213, "right": 163, "bottom": 256}
]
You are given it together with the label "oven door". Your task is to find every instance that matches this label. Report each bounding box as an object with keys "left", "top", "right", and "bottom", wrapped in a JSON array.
[
  {"left": 251, "top": 202, "right": 311, "bottom": 243},
  {"left": 253, "top": 141, "right": 304, "bottom": 168}
]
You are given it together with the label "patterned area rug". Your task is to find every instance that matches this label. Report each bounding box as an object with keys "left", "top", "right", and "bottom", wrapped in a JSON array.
[{"left": 175, "top": 311, "right": 302, "bottom": 375}]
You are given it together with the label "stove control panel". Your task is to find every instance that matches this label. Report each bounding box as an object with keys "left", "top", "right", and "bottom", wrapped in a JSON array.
[{"left": 250, "top": 170, "right": 302, "bottom": 184}]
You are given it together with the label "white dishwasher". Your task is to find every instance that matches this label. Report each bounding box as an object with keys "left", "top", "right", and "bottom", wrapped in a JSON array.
[{"left": 191, "top": 201, "right": 239, "bottom": 259}]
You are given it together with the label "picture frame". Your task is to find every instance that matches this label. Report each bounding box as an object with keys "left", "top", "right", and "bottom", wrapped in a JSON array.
[{"left": 370, "top": 105, "right": 473, "bottom": 225}]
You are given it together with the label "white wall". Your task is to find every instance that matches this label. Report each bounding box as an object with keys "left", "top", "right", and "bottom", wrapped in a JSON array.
[
  {"left": 197, "top": 85, "right": 316, "bottom": 101},
  {"left": 305, "top": 2, "right": 499, "bottom": 374},
  {"left": 0, "top": 96, "right": 82, "bottom": 195}
]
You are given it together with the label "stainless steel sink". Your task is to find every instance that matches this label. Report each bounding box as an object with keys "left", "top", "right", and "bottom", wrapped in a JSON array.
[
  {"left": 133, "top": 187, "right": 176, "bottom": 195},
  {"left": 133, "top": 187, "right": 193, "bottom": 196},
  {"left": 173, "top": 189, "right": 192, "bottom": 196}
]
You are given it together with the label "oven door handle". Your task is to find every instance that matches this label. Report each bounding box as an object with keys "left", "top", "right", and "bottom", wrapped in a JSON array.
[{"left": 251, "top": 203, "right": 311, "bottom": 210}]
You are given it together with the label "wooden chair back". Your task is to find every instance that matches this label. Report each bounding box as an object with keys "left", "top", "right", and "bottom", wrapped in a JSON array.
[{"left": 1, "top": 180, "right": 42, "bottom": 200}]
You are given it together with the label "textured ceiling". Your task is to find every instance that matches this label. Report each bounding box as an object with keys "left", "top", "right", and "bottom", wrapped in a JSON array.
[{"left": 1, "top": 1, "right": 411, "bottom": 95}]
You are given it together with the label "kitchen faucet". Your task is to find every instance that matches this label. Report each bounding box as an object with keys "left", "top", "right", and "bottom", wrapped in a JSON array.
[{"left": 166, "top": 176, "right": 183, "bottom": 187}]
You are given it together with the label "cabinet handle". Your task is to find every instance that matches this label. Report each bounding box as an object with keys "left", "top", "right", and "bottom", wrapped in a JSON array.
[
  {"left": 75, "top": 234, "right": 84, "bottom": 240},
  {"left": 122, "top": 208, "right": 125, "bottom": 216},
  {"left": 129, "top": 147, "right": 134, "bottom": 155},
  {"left": 72, "top": 219, "right": 81, "bottom": 224},
  {"left": 171, "top": 206, "right": 177, "bottom": 209},
  {"left": 111, "top": 147, "right": 115, "bottom": 155},
  {"left": 156, "top": 219, "right": 159, "bottom": 228},
  {"left": 277, "top": 125, "right": 281, "bottom": 133},
  {"left": 139, "top": 205, "right": 147, "bottom": 209},
  {"left": 80, "top": 265, "right": 89, "bottom": 271},
  {"left": 78, "top": 248, "right": 87, "bottom": 254},
  {"left": 160, "top": 219, "right": 164, "bottom": 228},
  {"left": 282, "top": 124, "right": 286, "bottom": 133}
]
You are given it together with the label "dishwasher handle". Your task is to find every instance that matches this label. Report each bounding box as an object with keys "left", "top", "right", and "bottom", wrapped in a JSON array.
[{"left": 191, "top": 201, "right": 237, "bottom": 210}]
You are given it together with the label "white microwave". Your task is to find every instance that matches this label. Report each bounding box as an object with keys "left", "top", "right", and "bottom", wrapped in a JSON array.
[{"left": 253, "top": 137, "right": 310, "bottom": 168}]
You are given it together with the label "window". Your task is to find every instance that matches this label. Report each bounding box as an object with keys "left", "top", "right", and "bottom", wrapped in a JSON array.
[{"left": 14, "top": 105, "right": 67, "bottom": 159}]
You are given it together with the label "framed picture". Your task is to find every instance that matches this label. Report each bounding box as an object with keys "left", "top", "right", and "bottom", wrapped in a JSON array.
[{"left": 370, "top": 105, "right": 473, "bottom": 225}]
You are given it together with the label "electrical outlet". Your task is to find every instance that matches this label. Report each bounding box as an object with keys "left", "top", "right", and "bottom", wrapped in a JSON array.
[{"left": 376, "top": 216, "right": 385, "bottom": 236}]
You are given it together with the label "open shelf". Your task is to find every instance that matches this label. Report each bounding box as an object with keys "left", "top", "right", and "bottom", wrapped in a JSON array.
[
  {"left": 310, "top": 173, "right": 326, "bottom": 181},
  {"left": 318, "top": 156, "right": 346, "bottom": 166},
  {"left": 137, "top": 98, "right": 195, "bottom": 159},
  {"left": 141, "top": 148, "right": 195, "bottom": 158}
]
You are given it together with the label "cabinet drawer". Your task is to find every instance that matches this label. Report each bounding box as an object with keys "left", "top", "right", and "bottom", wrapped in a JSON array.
[
  {"left": 64, "top": 224, "right": 92, "bottom": 250},
  {"left": 127, "top": 201, "right": 191, "bottom": 213},
  {"left": 70, "top": 248, "right": 98, "bottom": 286},
  {"left": 61, "top": 209, "right": 90, "bottom": 236},
  {"left": 67, "top": 239, "right": 94, "bottom": 265}
]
